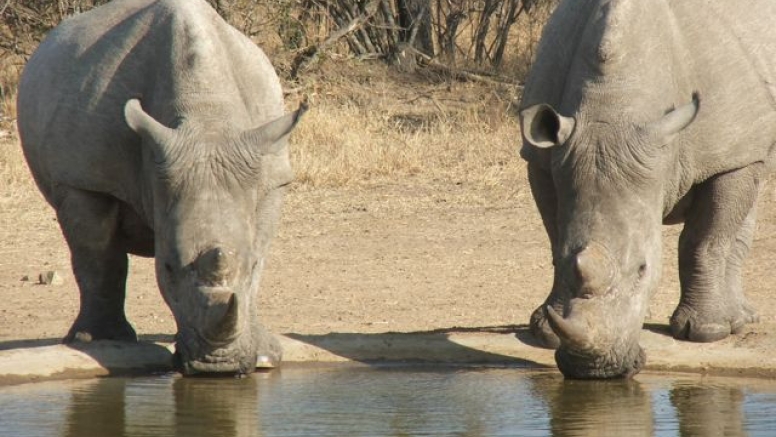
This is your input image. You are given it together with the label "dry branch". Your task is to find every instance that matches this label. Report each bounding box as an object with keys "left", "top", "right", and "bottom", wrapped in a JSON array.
[
  {"left": 414, "top": 50, "right": 521, "bottom": 87},
  {"left": 290, "top": 0, "right": 380, "bottom": 78}
]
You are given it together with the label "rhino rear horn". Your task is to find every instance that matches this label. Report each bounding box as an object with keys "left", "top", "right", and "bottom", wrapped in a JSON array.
[
  {"left": 575, "top": 243, "right": 615, "bottom": 297},
  {"left": 520, "top": 103, "right": 575, "bottom": 149},
  {"left": 241, "top": 100, "right": 308, "bottom": 155}
]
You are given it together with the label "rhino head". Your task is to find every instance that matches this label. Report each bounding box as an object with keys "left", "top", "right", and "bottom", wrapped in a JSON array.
[
  {"left": 125, "top": 99, "right": 305, "bottom": 375},
  {"left": 519, "top": 96, "right": 698, "bottom": 379}
]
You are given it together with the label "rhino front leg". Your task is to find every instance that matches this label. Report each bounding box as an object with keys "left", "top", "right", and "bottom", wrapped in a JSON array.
[
  {"left": 526, "top": 162, "right": 564, "bottom": 349},
  {"left": 671, "top": 163, "right": 762, "bottom": 342},
  {"left": 55, "top": 188, "right": 137, "bottom": 343}
]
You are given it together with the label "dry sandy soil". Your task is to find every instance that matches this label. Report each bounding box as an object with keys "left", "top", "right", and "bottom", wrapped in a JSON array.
[{"left": 2, "top": 73, "right": 776, "bottom": 375}]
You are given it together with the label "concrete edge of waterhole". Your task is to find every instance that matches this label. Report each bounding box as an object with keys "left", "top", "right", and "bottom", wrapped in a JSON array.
[{"left": 2, "top": 324, "right": 776, "bottom": 386}]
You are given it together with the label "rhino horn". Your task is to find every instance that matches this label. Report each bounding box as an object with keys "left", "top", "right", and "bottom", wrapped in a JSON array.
[
  {"left": 575, "top": 243, "right": 614, "bottom": 297},
  {"left": 520, "top": 103, "right": 575, "bottom": 149},
  {"left": 652, "top": 93, "right": 699, "bottom": 138},
  {"left": 124, "top": 99, "right": 176, "bottom": 150},
  {"left": 196, "top": 247, "right": 235, "bottom": 287},
  {"left": 546, "top": 306, "right": 594, "bottom": 352},
  {"left": 204, "top": 291, "right": 239, "bottom": 342},
  {"left": 241, "top": 100, "right": 308, "bottom": 155}
]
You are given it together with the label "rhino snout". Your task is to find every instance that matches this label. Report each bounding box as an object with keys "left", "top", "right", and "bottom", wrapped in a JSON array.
[{"left": 546, "top": 304, "right": 646, "bottom": 379}]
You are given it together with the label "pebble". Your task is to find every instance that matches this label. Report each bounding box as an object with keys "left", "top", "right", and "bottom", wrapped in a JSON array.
[{"left": 39, "top": 271, "right": 64, "bottom": 286}]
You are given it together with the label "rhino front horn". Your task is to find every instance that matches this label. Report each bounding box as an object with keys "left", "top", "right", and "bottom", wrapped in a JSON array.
[
  {"left": 204, "top": 291, "right": 239, "bottom": 343},
  {"left": 546, "top": 306, "right": 593, "bottom": 352},
  {"left": 575, "top": 243, "right": 614, "bottom": 297}
]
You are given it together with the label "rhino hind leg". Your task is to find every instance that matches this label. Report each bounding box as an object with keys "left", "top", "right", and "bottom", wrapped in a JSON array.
[
  {"left": 671, "top": 164, "right": 763, "bottom": 342},
  {"left": 56, "top": 188, "right": 137, "bottom": 343}
]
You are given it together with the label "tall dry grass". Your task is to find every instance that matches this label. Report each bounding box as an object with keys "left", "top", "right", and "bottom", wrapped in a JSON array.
[{"left": 290, "top": 95, "right": 524, "bottom": 192}]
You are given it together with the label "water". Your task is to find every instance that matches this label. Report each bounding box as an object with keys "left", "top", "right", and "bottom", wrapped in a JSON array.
[{"left": 1, "top": 365, "right": 775, "bottom": 437}]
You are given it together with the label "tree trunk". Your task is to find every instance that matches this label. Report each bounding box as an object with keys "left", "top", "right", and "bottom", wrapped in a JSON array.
[{"left": 397, "top": 0, "right": 433, "bottom": 56}]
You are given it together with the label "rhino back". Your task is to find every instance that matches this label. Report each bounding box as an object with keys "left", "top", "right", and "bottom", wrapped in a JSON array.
[
  {"left": 17, "top": 0, "right": 283, "bottom": 213},
  {"left": 671, "top": 1, "right": 776, "bottom": 177},
  {"left": 521, "top": 0, "right": 776, "bottom": 176}
]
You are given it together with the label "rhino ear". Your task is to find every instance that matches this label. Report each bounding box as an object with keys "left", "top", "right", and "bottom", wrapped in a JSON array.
[
  {"left": 651, "top": 93, "right": 699, "bottom": 140},
  {"left": 124, "top": 99, "right": 175, "bottom": 147},
  {"left": 241, "top": 101, "right": 308, "bottom": 155},
  {"left": 520, "top": 103, "right": 575, "bottom": 149}
]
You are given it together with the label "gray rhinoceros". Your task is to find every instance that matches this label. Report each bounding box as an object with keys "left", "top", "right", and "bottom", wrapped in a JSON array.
[
  {"left": 16, "top": 0, "right": 305, "bottom": 375},
  {"left": 518, "top": 0, "right": 776, "bottom": 378}
]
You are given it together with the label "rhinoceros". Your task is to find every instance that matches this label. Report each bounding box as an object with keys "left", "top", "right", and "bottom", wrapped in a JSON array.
[
  {"left": 518, "top": 0, "right": 776, "bottom": 378},
  {"left": 16, "top": 0, "right": 305, "bottom": 374}
]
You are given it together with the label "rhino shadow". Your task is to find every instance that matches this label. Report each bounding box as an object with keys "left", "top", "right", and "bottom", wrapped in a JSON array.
[
  {"left": 284, "top": 326, "right": 552, "bottom": 368},
  {"left": 0, "top": 336, "right": 175, "bottom": 378}
]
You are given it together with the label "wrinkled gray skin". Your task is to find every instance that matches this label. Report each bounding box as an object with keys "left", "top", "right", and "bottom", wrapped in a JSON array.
[
  {"left": 17, "top": 0, "right": 304, "bottom": 375},
  {"left": 519, "top": 0, "right": 776, "bottom": 379}
]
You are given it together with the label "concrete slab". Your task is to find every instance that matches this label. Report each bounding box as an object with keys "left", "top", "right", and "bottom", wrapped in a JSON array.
[{"left": 2, "top": 325, "right": 775, "bottom": 385}]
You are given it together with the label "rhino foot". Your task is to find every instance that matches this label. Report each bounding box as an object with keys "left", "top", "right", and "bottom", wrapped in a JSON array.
[
  {"left": 253, "top": 324, "right": 283, "bottom": 366},
  {"left": 670, "top": 302, "right": 759, "bottom": 342},
  {"left": 529, "top": 306, "right": 561, "bottom": 349},
  {"left": 64, "top": 318, "right": 138, "bottom": 343}
]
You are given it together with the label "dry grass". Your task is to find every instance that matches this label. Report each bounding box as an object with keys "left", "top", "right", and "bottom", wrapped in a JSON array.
[
  {"left": 0, "top": 136, "right": 34, "bottom": 206},
  {"left": 290, "top": 97, "right": 524, "bottom": 191},
  {"left": 282, "top": 60, "right": 526, "bottom": 196}
]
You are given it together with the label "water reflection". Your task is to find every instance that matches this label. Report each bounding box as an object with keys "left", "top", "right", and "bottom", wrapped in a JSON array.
[
  {"left": 2, "top": 367, "right": 774, "bottom": 437},
  {"left": 171, "top": 375, "right": 265, "bottom": 436},
  {"left": 670, "top": 382, "right": 745, "bottom": 437},
  {"left": 64, "top": 378, "right": 126, "bottom": 437},
  {"left": 254, "top": 367, "right": 550, "bottom": 436},
  {"left": 529, "top": 375, "right": 653, "bottom": 436},
  {"left": 59, "top": 373, "right": 269, "bottom": 437}
]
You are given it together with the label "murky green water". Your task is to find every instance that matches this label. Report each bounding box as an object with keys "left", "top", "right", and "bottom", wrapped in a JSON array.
[{"left": 1, "top": 365, "right": 775, "bottom": 436}]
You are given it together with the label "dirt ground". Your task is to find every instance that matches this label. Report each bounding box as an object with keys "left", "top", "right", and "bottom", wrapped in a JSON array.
[{"left": 3, "top": 134, "right": 776, "bottom": 373}]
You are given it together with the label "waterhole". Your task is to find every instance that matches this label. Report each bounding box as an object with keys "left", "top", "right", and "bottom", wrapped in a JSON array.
[{"left": 1, "top": 365, "right": 775, "bottom": 436}]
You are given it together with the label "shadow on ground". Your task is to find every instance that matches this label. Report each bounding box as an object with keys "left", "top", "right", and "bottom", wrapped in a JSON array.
[
  {"left": 0, "top": 334, "right": 175, "bottom": 352},
  {"left": 0, "top": 336, "right": 174, "bottom": 385},
  {"left": 0, "top": 338, "right": 62, "bottom": 351},
  {"left": 285, "top": 326, "right": 553, "bottom": 369},
  {"left": 642, "top": 323, "right": 674, "bottom": 337}
]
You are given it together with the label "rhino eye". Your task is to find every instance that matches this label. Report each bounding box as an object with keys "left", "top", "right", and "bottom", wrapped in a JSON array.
[
  {"left": 164, "top": 262, "right": 173, "bottom": 274},
  {"left": 638, "top": 263, "right": 647, "bottom": 278}
]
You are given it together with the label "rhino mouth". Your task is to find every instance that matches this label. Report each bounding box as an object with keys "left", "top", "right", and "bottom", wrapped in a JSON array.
[
  {"left": 555, "top": 343, "right": 646, "bottom": 379},
  {"left": 175, "top": 331, "right": 257, "bottom": 375},
  {"left": 179, "top": 351, "right": 257, "bottom": 375},
  {"left": 546, "top": 305, "right": 646, "bottom": 379}
]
